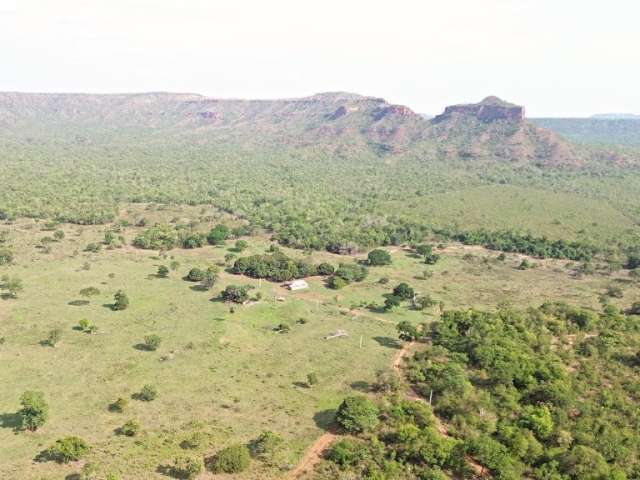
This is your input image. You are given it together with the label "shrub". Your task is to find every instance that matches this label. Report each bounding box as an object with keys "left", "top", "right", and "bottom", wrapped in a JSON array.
[
  {"left": 18, "top": 390, "right": 48, "bottom": 431},
  {"left": 424, "top": 253, "right": 440, "bottom": 265},
  {"left": 249, "top": 431, "right": 285, "bottom": 466},
  {"left": 221, "top": 285, "right": 250, "bottom": 303},
  {"left": 45, "top": 328, "right": 63, "bottom": 347},
  {"left": 109, "top": 397, "right": 128, "bottom": 413},
  {"left": 336, "top": 396, "right": 379, "bottom": 433},
  {"left": 112, "top": 290, "right": 129, "bottom": 310},
  {"left": 138, "top": 384, "right": 157, "bottom": 401},
  {"left": 143, "top": 334, "right": 162, "bottom": 351},
  {"left": 518, "top": 259, "right": 534, "bottom": 270},
  {"left": 157, "top": 265, "right": 170, "bottom": 277},
  {"left": 133, "top": 225, "right": 178, "bottom": 250},
  {"left": 317, "top": 262, "right": 335, "bottom": 275},
  {"left": 79, "top": 286, "right": 100, "bottom": 297},
  {"left": 397, "top": 320, "right": 420, "bottom": 341},
  {"left": 393, "top": 282, "right": 415, "bottom": 300},
  {"left": 85, "top": 242, "right": 102, "bottom": 253},
  {"left": 307, "top": 372, "right": 318, "bottom": 387},
  {"left": 606, "top": 285, "right": 624, "bottom": 298},
  {"left": 207, "top": 224, "right": 230, "bottom": 245},
  {"left": 78, "top": 318, "right": 90, "bottom": 331},
  {"left": 120, "top": 419, "right": 140, "bottom": 437},
  {"left": 212, "top": 444, "right": 251, "bottom": 473},
  {"left": 384, "top": 295, "right": 402, "bottom": 310},
  {"left": 181, "top": 431, "right": 206, "bottom": 449},
  {"left": 185, "top": 268, "right": 205, "bottom": 282},
  {"left": 0, "top": 248, "right": 14, "bottom": 265},
  {"left": 42, "top": 436, "right": 90, "bottom": 463},
  {"left": 199, "top": 266, "right": 219, "bottom": 290},
  {"left": 327, "top": 275, "right": 348, "bottom": 290},
  {"left": 234, "top": 240, "right": 248, "bottom": 252},
  {"left": 334, "top": 263, "right": 368, "bottom": 283},
  {"left": 367, "top": 249, "right": 392, "bottom": 266},
  {"left": 173, "top": 455, "right": 203, "bottom": 479}
]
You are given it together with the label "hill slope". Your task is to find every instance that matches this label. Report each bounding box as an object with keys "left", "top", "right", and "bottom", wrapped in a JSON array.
[{"left": 0, "top": 91, "right": 603, "bottom": 167}]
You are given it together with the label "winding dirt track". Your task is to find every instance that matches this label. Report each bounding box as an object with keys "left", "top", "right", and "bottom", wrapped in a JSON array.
[{"left": 287, "top": 335, "right": 489, "bottom": 479}]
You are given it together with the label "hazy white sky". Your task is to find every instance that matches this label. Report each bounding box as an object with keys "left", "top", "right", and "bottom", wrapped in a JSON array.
[{"left": 1, "top": 0, "right": 639, "bottom": 116}]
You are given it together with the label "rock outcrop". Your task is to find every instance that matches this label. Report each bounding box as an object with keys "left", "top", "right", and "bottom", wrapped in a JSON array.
[{"left": 434, "top": 96, "right": 525, "bottom": 123}]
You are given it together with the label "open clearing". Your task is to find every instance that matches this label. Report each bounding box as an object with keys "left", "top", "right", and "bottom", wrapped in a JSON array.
[{"left": 1, "top": 213, "right": 637, "bottom": 479}]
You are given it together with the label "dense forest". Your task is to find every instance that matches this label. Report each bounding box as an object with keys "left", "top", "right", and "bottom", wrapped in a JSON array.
[{"left": 314, "top": 302, "right": 640, "bottom": 480}]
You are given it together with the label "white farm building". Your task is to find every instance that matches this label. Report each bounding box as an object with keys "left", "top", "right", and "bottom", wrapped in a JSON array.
[{"left": 286, "top": 279, "right": 309, "bottom": 291}]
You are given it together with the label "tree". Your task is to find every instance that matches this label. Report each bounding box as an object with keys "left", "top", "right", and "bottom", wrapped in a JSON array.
[
  {"left": 384, "top": 295, "right": 402, "bottom": 310},
  {"left": 157, "top": 265, "right": 169, "bottom": 278},
  {"left": 397, "top": 320, "right": 419, "bottom": 341},
  {"left": 367, "top": 249, "right": 392, "bottom": 266},
  {"left": 200, "top": 266, "right": 219, "bottom": 290},
  {"left": 207, "top": 224, "right": 230, "bottom": 245},
  {"left": 393, "top": 282, "right": 415, "bottom": 300},
  {"left": 561, "top": 445, "right": 610, "bottom": 480},
  {"left": 18, "top": 390, "right": 48, "bottom": 431},
  {"left": 42, "top": 436, "right": 90, "bottom": 463},
  {"left": 327, "top": 275, "right": 348, "bottom": 290},
  {"left": 112, "top": 290, "right": 129, "bottom": 310},
  {"left": 335, "top": 396, "right": 379, "bottom": 433},
  {"left": 519, "top": 405, "right": 554, "bottom": 440},
  {"left": 212, "top": 444, "right": 251, "bottom": 473},
  {"left": 143, "top": 334, "right": 162, "bottom": 351},
  {"left": 317, "top": 262, "right": 335, "bottom": 275},
  {"left": 185, "top": 267, "right": 205, "bottom": 282},
  {"left": 221, "top": 285, "right": 250, "bottom": 303}
]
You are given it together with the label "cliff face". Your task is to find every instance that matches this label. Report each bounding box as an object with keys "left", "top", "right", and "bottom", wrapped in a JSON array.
[{"left": 434, "top": 96, "right": 525, "bottom": 123}]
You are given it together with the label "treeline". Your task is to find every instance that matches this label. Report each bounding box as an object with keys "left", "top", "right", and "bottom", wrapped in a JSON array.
[
  {"left": 230, "top": 252, "right": 334, "bottom": 282},
  {"left": 447, "top": 229, "right": 599, "bottom": 261}
]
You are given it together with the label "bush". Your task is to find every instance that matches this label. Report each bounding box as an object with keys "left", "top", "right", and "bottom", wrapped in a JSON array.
[
  {"left": 249, "top": 431, "right": 286, "bottom": 466},
  {"left": 120, "top": 419, "right": 140, "bottom": 436},
  {"left": 42, "top": 436, "right": 90, "bottom": 463},
  {"left": 307, "top": 372, "right": 318, "bottom": 386},
  {"left": 393, "top": 282, "right": 415, "bottom": 300},
  {"left": 112, "top": 290, "right": 129, "bottom": 310},
  {"left": 79, "top": 286, "right": 100, "bottom": 297},
  {"left": 424, "top": 253, "right": 440, "bottom": 265},
  {"left": 327, "top": 438, "right": 369, "bottom": 467},
  {"left": 335, "top": 263, "right": 368, "bottom": 283},
  {"left": 185, "top": 267, "right": 205, "bottom": 282},
  {"left": 317, "top": 262, "right": 335, "bottom": 275},
  {"left": 336, "top": 396, "right": 379, "bottom": 433},
  {"left": 109, "top": 397, "right": 128, "bottom": 413},
  {"left": 85, "top": 242, "right": 102, "bottom": 253},
  {"left": 384, "top": 295, "right": 402, "bottom": 310},
  {"left": 45, "top": 328, "right": 63, "bottom": 347},
  {"left": 181, "top": 431, "right": 206, "bottom": 449},
  {"left": 157, "top": 265, "right": 169, "bottom": 277},
  {"left": 173, "top": 455, "right": 204, "bottom": 479},
  {"left": 207, "top": 224, "right": 230, "bottom": 245},
  {"left": 234, "top": 240, "right": 248, "bottom": 252},
  {"left": 327, "top": 275, "right": 348, "bottom": 290},
  {"left": 221, "top": 285, "right": 250, "bottom": 303},
  {"left": 0, "top": 248, "right": 13, "bottom": 265},
  {"left": 143, "top": 334, "right": 162, "bottom": 351},
  {"left": 18, "top": 390, "right": 48, "bottom": 431},
  {"left": 133, "top": 225, "right": 178, "bottom": 250},
  {"left": 367, "top": 249, "right": 392, "bottom": 266},
  {"left": 212, "top": 444, "right": 251, "bottom": 473},
  {"left": 138, "top": 384, "right": 157, "bottom": 401},
  {"left": 518, "top": 259, "right": 534, "bottom": 270}
]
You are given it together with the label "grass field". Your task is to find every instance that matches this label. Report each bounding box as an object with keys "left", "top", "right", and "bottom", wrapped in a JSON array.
[{"left": 1, "top": 211, "right": 638, "bottom": 479}]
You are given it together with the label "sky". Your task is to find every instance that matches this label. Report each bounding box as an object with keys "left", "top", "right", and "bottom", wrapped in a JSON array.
[{"left": 1, "top": 0, "right": 639, "bottom": 117}]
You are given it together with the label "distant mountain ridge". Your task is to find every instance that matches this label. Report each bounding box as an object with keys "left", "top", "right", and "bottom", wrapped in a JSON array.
[{"left": 0, "top": 91, "right": 635, "bottom": 168}]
